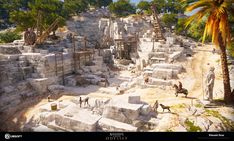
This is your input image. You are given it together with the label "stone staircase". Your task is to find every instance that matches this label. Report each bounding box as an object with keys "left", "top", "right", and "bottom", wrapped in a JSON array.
[
  {"left": 0, "top": 55, "right": 33, "bottom": 88},
  {"left": 138, "top": 35, "right": 186, "bottom": 87}
]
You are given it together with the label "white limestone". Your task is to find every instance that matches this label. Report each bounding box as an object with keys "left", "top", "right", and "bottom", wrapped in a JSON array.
[
  {"left": 98, "top": 118, "right": 137, "bottom": 131},
  {"left": 128, "top": 96, "right": 141, "bottom": 104}
]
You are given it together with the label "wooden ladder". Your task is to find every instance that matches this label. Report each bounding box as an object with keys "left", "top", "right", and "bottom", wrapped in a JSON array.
[{"left": 151, "top": 5, "right": 165, "bottom": 41}]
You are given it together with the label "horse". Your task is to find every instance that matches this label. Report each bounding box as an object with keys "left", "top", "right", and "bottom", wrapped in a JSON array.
[{"left": 173, "top": 84, "right": 188, "bottom": 97}]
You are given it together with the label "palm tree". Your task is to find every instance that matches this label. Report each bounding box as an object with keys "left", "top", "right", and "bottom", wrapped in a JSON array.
[{"left": 184, "top": 0, "right": 234, "bottom": 103}]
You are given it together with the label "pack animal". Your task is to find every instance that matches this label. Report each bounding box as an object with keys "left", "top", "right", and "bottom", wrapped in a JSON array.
[{"left": 159, "top": 104, "right": 171, "bottom": 112}]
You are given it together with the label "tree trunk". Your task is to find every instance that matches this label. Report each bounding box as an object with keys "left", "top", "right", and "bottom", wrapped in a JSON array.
[{"left": 218, "top": 33, "right": 233, "bottom": 104}]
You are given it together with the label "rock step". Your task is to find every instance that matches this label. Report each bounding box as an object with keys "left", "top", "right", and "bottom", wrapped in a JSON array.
[
  {"left": 47, "top": 121, "right": 73, "bottom": 132},
  {"left": 98, "top": 117, "right": 138, "bottom": 132},
  {"left": 149, "top": 78, "right": 173, "bottom": 86},
  {"left": 31, "top": 124, "right": 56, "bottom": 132},
  {"left": 151, "top": 63, "right": 183, "bottom": 73}
]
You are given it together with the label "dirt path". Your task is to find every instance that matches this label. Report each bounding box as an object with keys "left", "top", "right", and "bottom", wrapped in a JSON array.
[
  {"left": 188, "top": 45, "right": 223, "bottom": 99},
  {"left": 189, "top": 45, "right": 210, "bottom": 98},
  {"left": 140, "top": 44, "right": 223, "bottom": 107}
]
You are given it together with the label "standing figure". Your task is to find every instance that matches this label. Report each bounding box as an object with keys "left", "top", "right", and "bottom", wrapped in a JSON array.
[
  {"left": 47, "top": 95, "right": 51, "bottom": 102},
  {"left": 212, "top": 48, "right": 216, "bottom": 54},
  {"left": 178, "top": 81, "right": 182, "bottom": 91},
  {"left": 105, "top": 76, "right": 109, "bottom": 87},
  {"left": 153, "top": 100, "right": 158, "bottom": 112},
  {"left": 144, "top": 74, "right": 149, "bottom": 84},
  {"left": 84, "top": 97, "right": 89, "bottom": 106},
  {"left": 205, "top": 67, "right": 215, "bottom": 102},
  {"left": 79, "top": 97, "right": 82, "bottom": 108}
]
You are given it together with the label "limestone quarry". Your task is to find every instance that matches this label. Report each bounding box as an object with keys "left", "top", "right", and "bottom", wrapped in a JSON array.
[{"left": 0, "top": 8, "right": 234, "bottom": 132}]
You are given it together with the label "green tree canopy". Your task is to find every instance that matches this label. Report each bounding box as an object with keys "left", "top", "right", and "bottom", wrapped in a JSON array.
[
  {"left": 175, "top": 18, "right": 187, "bottom": 35},
  {"left": 137, "top": 1, "right": 150, "bottom": 11},
  {"left": 63, "top": 0, "right": 89, "bottom": 16},
  {"left": 109, "top": 0, "right": 136, "bottom": 17},
  {"left": 151, "top": 0, "right": 183, "bottom": 14},
  {"left": 8, "top": 0, "right": 66, "bottom": 35},
  {"left": 136, "top": 0, "right": 151, "bottom": 15},
  {"left": 0, "top": 0, "right": 32, "bottom": 28},
  {"left": 162, "top": 13, "right": 178, "bottom": 31},
  {"left": 88, "top": 0, "right": 113, "bottom": 8}
]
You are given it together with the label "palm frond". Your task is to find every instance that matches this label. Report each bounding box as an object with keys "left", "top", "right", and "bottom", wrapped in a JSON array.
[
  {"left": 186, "top": 0, "right": 213, "bottom": 12},
  {"left": 185, "top": 0, "right": 233, "bottom": 47},
  {"left": 219, "top": 14, "right": 228, "bottom": 45},
  {"left": 185, "top": 7, "right": 209, "bottom": 27}
]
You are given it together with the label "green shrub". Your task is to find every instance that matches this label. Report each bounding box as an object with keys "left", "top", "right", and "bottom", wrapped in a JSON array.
[
  {"left": 227, "top": 42, "right": 234, "bottom": 58},
  {"left": 194, "top": 103, "right": 203, "bottom": 108},
  {"left": 184, "top": 118, "right": 202, "bottom": 132},
  {"left": 205, "top": 110, "right": 234, "bottom": 131},
  {"left": 109, "top": 0, "right": 136, "bottom": 17},
  {"left": 0, "top": 30, "right": 21, "bottom": 43}
]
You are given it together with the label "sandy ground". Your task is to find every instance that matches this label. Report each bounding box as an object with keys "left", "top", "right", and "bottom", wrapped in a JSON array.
[
  {"left": 140, "top": 44, "right": 224, "bottom": 106},
  {"left": 1, "top": 44, "right": 228, "bottom": 131}
]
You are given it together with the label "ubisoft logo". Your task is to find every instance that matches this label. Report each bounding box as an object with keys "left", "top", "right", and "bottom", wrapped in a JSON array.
[{"left": 5, "top": 133, "right": 10, "bottom": 140}]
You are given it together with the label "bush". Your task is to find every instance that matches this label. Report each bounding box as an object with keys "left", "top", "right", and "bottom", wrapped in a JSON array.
[
  {"left": 109, "top": 0, "right": 136, "bottom": 17},
  {"left": 184, "top": 119, "right": 202, "bottom": 132},
  {"left": 0, "top": 30, "right": 21, "bottom": 43},
  {"left": 162, "top": 13, "right": 178, "bottom": 31},
  {"left": 227, "top": 42, "right": 234, "bottom": 58}
]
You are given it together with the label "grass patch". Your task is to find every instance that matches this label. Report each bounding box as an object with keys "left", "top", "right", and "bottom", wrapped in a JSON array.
[
  {"left": 0, "top": 30, "right": 21, "bottom": 43},
  {"left": 214, "top": 98, "right": 224, "bottom": 101},
  {"left": 184, "top": 119, "right": 202, "bottom": 132},
  {"left": 205, "top": 110, "right": 220, "bottom": 117},
  {"left": 171, "top": 103, "right": 186, "bottom": 109},
  {"left": 165, "top": 129, "right": 173, "bottom": 132},
  {"left": 195, "top": 103, "right": 203, "bottom": 108},
  {"left": 205, "top": 110, "right": 234, "bottom": 131}
]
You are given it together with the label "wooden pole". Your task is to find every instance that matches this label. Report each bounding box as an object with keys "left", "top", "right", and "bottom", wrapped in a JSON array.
[
  {"left": 84, "top": 36, "right": 87, "bottom": 50},
  {"left": 55, "top": 53, "right": 57, "bottom": 76},
  {"left": 61, "top": 53, "right": 65, "bottom": 85},
  {"left": 73, "top": 35, "right": 76, "bottom": 73},
  {"left": 78, "top": 55, "right": 80, "bottom": 69}
]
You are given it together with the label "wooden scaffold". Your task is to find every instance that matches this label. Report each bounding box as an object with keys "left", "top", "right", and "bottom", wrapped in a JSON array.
[{"left": 54, "top": 52, "right": 65, "bottom": 85}]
